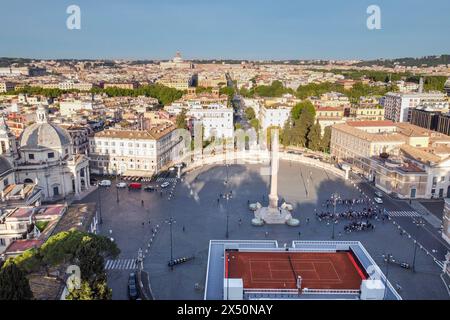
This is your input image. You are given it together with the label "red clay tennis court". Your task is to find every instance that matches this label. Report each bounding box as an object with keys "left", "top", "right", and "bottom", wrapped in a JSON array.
[{"left": 225, "top": 251, "right": 367, "bottom": 290}]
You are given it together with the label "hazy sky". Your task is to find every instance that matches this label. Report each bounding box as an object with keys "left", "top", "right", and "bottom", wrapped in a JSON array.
[{"left": 1, "top": 0, "right": 449, "bottom": 60}]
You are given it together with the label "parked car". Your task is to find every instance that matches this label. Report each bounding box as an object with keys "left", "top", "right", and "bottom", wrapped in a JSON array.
[
  {"left": 144, "top": 186, "right": 156, "bottom": 192},
  {"left": 129, "top": 183, "right": 142, "bottom": 190},
  {"left": 99, "top": 180, "right": 112, "bottom": 187},
  {"left": 375, "top": 191, "right": 383, "bottom": 198},
  {"left": 161, "top": 182, "right": 170, "bottom": 188},
  {"left": 374, "top": 197, "right": 383, "bottom": 204},
  {"left": 116, "top": 182, "right": 127, "bottom": 188},
  {"left": 128, "top": 272, "right": 139, "bottom": 300}
]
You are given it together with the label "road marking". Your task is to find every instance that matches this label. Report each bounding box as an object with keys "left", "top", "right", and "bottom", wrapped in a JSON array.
[
  {"left": 388, "top": 211, "right": 422, "bottom": 218},
  {"left": 105, "top": 259, "right": 137, "bottom": 271},
  {"left": 157, "top": 178, "right": 177, "bottom": 183}
]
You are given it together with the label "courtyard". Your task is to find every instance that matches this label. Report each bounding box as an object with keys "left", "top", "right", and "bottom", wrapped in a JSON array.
[{"left": 79, "top": 160, "right": 450, "bottom": 300}]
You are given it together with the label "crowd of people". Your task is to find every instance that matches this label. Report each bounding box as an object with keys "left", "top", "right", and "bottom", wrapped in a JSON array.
[
  {"left": 344, "top": 221, "right": 375, "bottom": 233},
  {"left": 323, "top": 197, "right": 369, "bottom": 208},
  {"left": 316, "top": 207, "right": 380, "bottom": 221}
]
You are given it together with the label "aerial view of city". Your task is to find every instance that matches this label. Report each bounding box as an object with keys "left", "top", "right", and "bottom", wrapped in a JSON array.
[{"left": 0, "top": 0, "right": 449, "bottom": 313}]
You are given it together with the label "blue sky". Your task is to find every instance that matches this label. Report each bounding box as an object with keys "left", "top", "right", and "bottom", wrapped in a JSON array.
[{"left": 1, "top": 0, "right": 449, "bottom": 60}]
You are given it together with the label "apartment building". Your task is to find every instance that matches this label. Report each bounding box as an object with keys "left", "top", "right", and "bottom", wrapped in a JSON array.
[
  {"left": 349, "top": 106, "right": 385, "bottom": 121},
  {"left": 198, "top": 72, "right": 227, "bottom": 88},
  {"left": 187, "top": 104, "right": 234, "bottom": 140},
  {"left": 88, "top": 124, "right": 181, "bottom": 176},
  {"left": 58, "top": 81, "right": 93, "bottom": 91},
  {"left": 260, "top": 104, "right": 292, "bottom": 130},
  {"left": 58, "top": 98, "right": 101, "bottom": 117},
  {"left": 0, "top": 81, "right": 16, "bottom": 93},
  {"left": 158, "top": 75, "right": 195, "bottom": 91},
  {"left": 315, "top": 107, "right": 346, "bottom": 134},
  {"left": 103, "top": 82, "right": 138, "bottom": 90},
  {"left": 383, "top": 92, "right": 447, "bottom": 123}
]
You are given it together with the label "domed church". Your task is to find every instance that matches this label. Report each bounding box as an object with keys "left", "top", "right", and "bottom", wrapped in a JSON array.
[{"left": 0, "top": 106, "right": 91, "bottom": 201}]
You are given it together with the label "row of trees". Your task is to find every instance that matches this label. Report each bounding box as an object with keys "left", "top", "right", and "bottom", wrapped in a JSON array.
[
  {"left": 0, "top": 230, "right": 119, "bottom": 300},
  {"left": 245, "top": 107, "right": 260, "bottom": 131},
  {"left": 240, "top": 75, "right": 447, "bottom": 101},
  {"left": 4, "top": 83, "right": 185, "bottom": 106},
  {"left": 240, "top": 80, "right": 293, "bottom": 98},
  {"left": 281, "top": 101, "right": 331, "bottom": 153}
]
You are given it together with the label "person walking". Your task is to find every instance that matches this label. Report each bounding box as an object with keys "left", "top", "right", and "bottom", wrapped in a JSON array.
[{"left": 141, "top": 199, "right": 144, "bottom": 206}]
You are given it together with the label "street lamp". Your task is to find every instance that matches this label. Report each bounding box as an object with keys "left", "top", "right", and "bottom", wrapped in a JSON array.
[
  {"left": 165, "top": 217, "right": 176, "bottom": 271},
  {"left": 412, "top": 240, "right": 418, "bottom": 273},
  {"left": 225, "top": 164, "right": 230, "bottom": 185},
  {"left": 330, "top": 192, "right": 340, "bottom": 239},
  {"left": 115, "top": 167, "right": 120, "bottom": 203},
  {"left": 222, "top": 192, "right": 232, "bottom": 239}
]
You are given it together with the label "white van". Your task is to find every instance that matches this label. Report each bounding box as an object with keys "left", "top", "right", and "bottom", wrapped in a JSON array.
[{"left": 99, "top": 180, "right": 112, "bottom": 187}]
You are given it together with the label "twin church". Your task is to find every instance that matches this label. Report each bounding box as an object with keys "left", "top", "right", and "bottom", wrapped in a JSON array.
[{"left": 0, "top": 105, "right": 90, "bottom": 202}]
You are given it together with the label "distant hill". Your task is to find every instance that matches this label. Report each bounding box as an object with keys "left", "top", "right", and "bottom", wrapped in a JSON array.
[
  {"left": 0, "top": 57, "right": 33, "bottom": 67},
  {"left": 356, "top": 55, "right": 450, "bottom": 68}
]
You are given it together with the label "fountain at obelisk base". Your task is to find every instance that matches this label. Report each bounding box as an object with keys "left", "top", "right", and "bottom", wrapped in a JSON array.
[{"left": 252, "top": 131, "right": 300, "bottom": 227}]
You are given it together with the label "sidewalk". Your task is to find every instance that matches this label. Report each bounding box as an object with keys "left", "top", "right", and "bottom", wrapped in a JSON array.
[
  {"left": 137, "top": 270, "right": 154, "bottom": 300},
  {"left": 410, "top": 201, "right": 443, "bottom": 229}
]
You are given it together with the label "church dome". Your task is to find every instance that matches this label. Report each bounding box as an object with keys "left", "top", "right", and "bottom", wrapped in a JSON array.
[
  {"left": 19, "top": 106, "right": 72, "bottom": 150},
  {"left": 0, "top": 155, "right": 13, "bottom": 176}
]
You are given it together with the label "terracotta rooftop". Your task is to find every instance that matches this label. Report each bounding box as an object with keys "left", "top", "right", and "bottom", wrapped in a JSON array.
[
  {"left": 332, "top": 123, "right": 407, "bottom": 143},
  {"left": 94, "top": 124, "right": 176, "bottom": 140},
  {"left": 400, "top": 144, "right": 443, "bottom": 164},
  {"left": 4, "top": 239, "right": 43, "bottom": 254},
  {"left": 347, "top": 120, "right": 396, "bottom": 127}
]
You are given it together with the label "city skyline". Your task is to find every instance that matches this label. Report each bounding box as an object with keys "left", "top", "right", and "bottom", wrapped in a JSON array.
[{"left": 1, "top": 0, "right": 450, "bottom": 60}]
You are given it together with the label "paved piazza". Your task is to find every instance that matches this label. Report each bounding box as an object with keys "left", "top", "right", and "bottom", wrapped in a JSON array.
[{"left": 79, "top": 160, "right": 450, "bottom": 300}]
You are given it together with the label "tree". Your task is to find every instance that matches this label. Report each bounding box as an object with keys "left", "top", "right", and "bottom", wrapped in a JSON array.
[
  {"left": 321, "top": 126, "right": 332, "bottom": 153},
  {"left": 281, "top": 120, "right": 293, "bottom": 147},
  {"left": 0, "top": 262, "right": 33, "bottom": 300},
  {"left": 291, "top": 101, "right": 316, "bottom": 120},
  {"left": 75, "top": 237, "right": 106, "bottom": 283},
  {"left": 295, "top": 108, "right": 315, "bottom": 147},
  {"left": 245, "top": 107, "right": 256, "bottom": 120},
  {"left": 176, "top": 109, "right": 188, "bottom": 129},
  {"left": 66, "top": 277, "right": 112, "bottom": 301},
  {"left": 250, "top": 119, "right": 260, "bottom": 131},
  {"left": 307, "top": 122, "right": 322, "bottom": 151}
]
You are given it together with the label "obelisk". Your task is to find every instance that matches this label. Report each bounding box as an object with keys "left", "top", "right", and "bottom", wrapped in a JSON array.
[{"left": 268, "top": 130, "right": 279, "bottom": 209}]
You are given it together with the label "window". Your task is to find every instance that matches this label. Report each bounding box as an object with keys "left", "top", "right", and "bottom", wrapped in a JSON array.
[
  {"left": 29, "top": 154, "right": 35, "bottom": 160},
  {"left": 48, "top": 152, "right": 55, "bottom": 159},
  {"left": 3, "top": 178, "right": 8, "bottom": 187},
  {"left": 0, "top": 238, "right": 5, "bottom": 246}
]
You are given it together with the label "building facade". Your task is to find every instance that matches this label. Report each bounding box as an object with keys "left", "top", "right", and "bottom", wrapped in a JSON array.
[
  {"left": 89, "top": 124, "right": 182, "bottom": 176},
  {"left": 383, "top": 92, "right": 447, "bottom": 123},
  {"left": 331, "top": 121, "right": 450, "bottom": 199}
]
